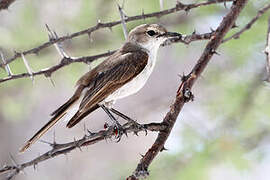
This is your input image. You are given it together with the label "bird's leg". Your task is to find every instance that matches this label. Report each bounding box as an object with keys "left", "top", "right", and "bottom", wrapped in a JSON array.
[
  {"left": 109, "top": 108, "right": 147, "bottom": 135},
  {"left": 109, "top": 108, "right": 136, "bottom": 123},
  {"left": 100, "top": 105, "right": 125, "bottom": 141}
]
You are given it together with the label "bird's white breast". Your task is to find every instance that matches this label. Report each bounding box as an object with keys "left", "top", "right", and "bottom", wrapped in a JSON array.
[{"left": 104, "top": 48, "right": 158, "bottom": 105}]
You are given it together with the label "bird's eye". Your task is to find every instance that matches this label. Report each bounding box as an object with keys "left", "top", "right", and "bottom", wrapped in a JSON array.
[{"left": 146, "top": 30, "right": 156, "bottom": 36}]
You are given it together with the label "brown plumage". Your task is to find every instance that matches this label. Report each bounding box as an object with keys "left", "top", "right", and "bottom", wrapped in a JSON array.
[
  {"left": 20, "top": 24, "right": 181, "bottom": 153},
  {"left": 20, "top": 42, "right": 148, "bottom": 153}
]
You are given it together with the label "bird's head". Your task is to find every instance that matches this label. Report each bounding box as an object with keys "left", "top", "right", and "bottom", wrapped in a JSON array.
[{"left": 128, "top": 24, "right": 181, "bottom": 52}]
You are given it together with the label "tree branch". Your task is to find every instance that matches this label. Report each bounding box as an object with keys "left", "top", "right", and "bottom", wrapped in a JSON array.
[
  {"left": 2, "top": 1, "right": 270, "bottom": 84},
  {"left": 2, "top": 0, "right": 269, "bottom": 179},
  {"left": 0, "top": 122, "right": 167, "bottom": 179},
  {"left": 0, "top": 0, "right": 232, "bottom": 68},
  {"left": 127, "top": 0, "right": 248, "bottom": 179},
  {"left": 0, "top": 31, "right": 218, "bottom": 84},
  {"left": 0, "top": 51, "right": 115, "bottom": 83},
  {"left": 223, "top": 3, "right": 270, "bottom": 43}
]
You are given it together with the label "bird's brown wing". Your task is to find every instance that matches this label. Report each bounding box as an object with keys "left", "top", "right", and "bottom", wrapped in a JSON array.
[
  {"left": 20, "top": 44, "right": 148, "bottom": 152},
  {"left": 66, "top": 50, "right": 148, "bottom": 128}
]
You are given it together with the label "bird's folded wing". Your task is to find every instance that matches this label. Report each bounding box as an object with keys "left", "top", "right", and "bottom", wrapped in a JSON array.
[{"left": 66, "top": 50, "right": 149, "bottom": 128}]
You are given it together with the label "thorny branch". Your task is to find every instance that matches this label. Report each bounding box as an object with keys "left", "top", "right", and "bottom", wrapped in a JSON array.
[
  {"left": 1, "top": 0, "right": 270, "bottom": 180},
  {"left": 0, "top": 51, "right": 115, "bottom": 84},
  {"left": 1, "top": 1, "right": 270, "bottom": 84},
  {"left": 223, "top": 3, "right": 270, "bottom": 43},
  {"left": 127, "top": 0, "right": 248, "bottom": 179},
  {"left": 0, "top": 122, "right": 167, "bottom": 179},
  {"left": 0, "top": 0, "right": 232, "bottom": 67},
  {"left": 0, "top": 32, "right": 213, "bottom": 84}
]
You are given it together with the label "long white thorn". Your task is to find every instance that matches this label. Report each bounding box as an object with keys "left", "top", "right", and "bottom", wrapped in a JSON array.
[
  {"left": 45, "top": 24, "right": 70, "bottom": 59},
  {"left": 159, "top": 0, "right": 164, "bottom": 10},
  {"left": 117, "top": 3, "right": 128, "bottom": 40},
  {"left": 0, "top": 51, "right": 13, "bottom": 76},
  {"left": 21, "top": 53, "right": 34, "bottom": 84}
]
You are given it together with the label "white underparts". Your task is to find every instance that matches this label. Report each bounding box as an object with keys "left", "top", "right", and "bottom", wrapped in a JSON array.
[
  {"left": 62, "top": 37, "right": 167, "bottom": 119},
  {"left": 104, "top": 38, "right": 165, "bottom": 103}
]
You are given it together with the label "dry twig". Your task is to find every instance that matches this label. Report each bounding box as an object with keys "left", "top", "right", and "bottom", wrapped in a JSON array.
[
  {"left": 0, "top": 51, "right": 115, "bottom": 84},
  {"left": 1, "top": 0, "right": 269, "bottom": 179},
  {"left": 223, "top": 3, "right": 270, "bottom": 43},
  {"left": 0, "top": 0, "right": 232, "bottom": 68},
  {"left": 2, "top": 1, "right": 270, "bottom": 84},
  {"left": 0, "top": 122, "right": 167, "bottom": 179},
  {"left": 0, "top": 31, "right": 215, "bottom": 84},
  {"left": 127, "top": 0, "right": 248, "bottom": 179}
]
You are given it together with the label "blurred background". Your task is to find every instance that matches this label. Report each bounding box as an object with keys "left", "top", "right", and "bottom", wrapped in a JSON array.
[{"left": 0, "top": 0, "right": 270, "bottom": 179}]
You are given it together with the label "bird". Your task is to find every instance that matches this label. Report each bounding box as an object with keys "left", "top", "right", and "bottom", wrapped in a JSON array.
[{"left": 20, "top": 24, "right": 181, "bottom": 153}]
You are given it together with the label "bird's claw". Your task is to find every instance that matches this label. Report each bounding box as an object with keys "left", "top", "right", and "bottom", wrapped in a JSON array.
[{"left": 113, "top": 123, "right": 126, "bottom": 142}]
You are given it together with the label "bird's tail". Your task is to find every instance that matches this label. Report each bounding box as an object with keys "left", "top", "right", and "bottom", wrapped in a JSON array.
[
  {"left": 66, "top": 104, "right": 99, "bottom": 128},
  {"left": 19, "top": 97, "right": 78, "bottom": 153}
]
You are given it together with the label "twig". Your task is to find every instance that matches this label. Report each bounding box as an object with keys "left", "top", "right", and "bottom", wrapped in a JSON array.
[
  {"left": 0, "top": 32, "right": 214, "bottom": 84},
  {"left": 127, "top": 0, "right": 248, "bottom": 179},
  {"left": 164, "top": 31, "right": 214, "bottom": 45},
  {"left": 0, "top": 0, "right": 259, "bottom": 179},
  {"left": 3, "top": 5, "right": 270, "bottom": 84},
  {"left": 3, "top": 1, "right": 269, "bottom": 85},
  {"left": 0, "top": 122, "right": 167, "bottom": 178},
  {"left": 223, "top": 3, "right": 270, "bottom": 43},
  {"left": 0, "top": 51, "right": 115, "bottom": 84},
  {"left": 265, "top": 16, "right": 270, "bottom": 82},
  {"left": 0, "top": 0, "right": 232, "bottom": 68}
]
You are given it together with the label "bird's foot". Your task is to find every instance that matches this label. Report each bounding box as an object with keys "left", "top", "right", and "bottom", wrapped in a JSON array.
[
  {"left": 112, "top": 121, "right": 127, "bottom": 142},
  {"left": 109, "top": 108, "right": 147, "bottom": 135}
]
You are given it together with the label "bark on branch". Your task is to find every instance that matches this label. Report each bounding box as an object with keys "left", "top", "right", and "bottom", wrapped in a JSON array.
[
  {"left": 0, "top": 32, "right": 214, "bottom": 84},
  {"left": 2, "top": 0, "right": 270, "bottom": 180},
  {"left": 127, "top": 0, "right": 248, "bottom": 179},
  {"left": 1, "top": 1, "right": 270, "bottom": 84},
  {"left": 223, "top": 3, "right": 270, "bottom": 43},
  {"left": 0, "top": 0, "right": 232, "bottom": 68},
  {"left": 0, "top": 122, "right": 167, "bottom": 179}
]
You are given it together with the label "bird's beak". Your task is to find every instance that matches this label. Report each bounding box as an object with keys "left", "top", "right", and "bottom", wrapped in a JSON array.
[{"left": 158, "top": 32, "right": 182, "bottom": 38}]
